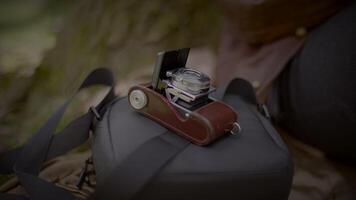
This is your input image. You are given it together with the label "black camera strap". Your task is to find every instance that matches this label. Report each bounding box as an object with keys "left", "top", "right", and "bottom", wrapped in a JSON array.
[
  {"left": 214, "top": 78, "right": 271, "bottom": 119},
  {"left": 91, "top": 132, "right": 190, "bottom": 200}
]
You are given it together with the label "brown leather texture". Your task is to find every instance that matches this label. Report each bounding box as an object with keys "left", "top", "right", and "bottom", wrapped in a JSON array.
[
  {"left": 215, "top": 25, "right": 305, "bottom": 101},
  {"left": 128, "top": 85, "right": 238, "bottom": 145},
  {"left": 215, "top": 0, "right": 349, "bottom": 101}
]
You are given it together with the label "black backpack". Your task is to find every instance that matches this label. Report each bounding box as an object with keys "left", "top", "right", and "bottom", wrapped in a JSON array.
[{"left": 0, "top": 68, "right": 293, "bottom": 200}]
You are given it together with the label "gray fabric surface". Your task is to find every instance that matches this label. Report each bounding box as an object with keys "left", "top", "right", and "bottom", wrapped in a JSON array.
[{"left": 92, "top": 95, "right": 293, "bottom": 199}]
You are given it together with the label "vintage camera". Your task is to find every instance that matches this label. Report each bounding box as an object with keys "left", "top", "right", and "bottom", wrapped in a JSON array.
[
  {"left": 128, "top": 48, "right": 240, "bottom": 145},
  {"left": 163, "top": 68, "right": 213, "bottom": 111}
]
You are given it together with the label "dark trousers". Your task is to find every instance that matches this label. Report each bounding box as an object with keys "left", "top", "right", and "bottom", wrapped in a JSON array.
[{"left": 275, "top": 1, "right": 356, "bottom": 161}]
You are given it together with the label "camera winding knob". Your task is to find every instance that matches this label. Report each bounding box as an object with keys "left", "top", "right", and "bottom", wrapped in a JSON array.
[{"left": 129, "top": 89, "right": 148, "bottom": 110}]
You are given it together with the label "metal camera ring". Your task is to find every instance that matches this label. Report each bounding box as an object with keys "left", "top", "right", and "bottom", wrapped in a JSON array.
[
  {"left": 129, "top": 89, "right": 148, "bottom": 110},
  {"left": 167, "top": 68, "right": 211, "bottom": 95},
  {"left": 230, "top": 122, "right": 241, "bottom": 135}
]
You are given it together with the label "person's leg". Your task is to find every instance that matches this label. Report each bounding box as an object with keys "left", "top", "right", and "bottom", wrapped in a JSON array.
[{"left": 277, "top": 1, "right": 356, "bottom": 160}]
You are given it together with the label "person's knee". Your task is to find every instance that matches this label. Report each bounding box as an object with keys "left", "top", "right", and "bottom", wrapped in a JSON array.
[{"left": 279, "top": 1, "right": 356, "bottom": 159}]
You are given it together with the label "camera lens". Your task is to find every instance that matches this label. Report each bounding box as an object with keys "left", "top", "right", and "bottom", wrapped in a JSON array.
[{"left": 170, "top": 68, "right": 210, "bottom": 94}]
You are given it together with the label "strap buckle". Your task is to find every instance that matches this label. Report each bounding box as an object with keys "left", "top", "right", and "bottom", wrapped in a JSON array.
[
  {"left": 89, "top": 106, "right": 102, "bottom": 121},
  {"left": 258, "top": 104, "right": 271, "bottom": 120},
  {"left": 76, "top": 158, "right": 94, "bottom": 189}
]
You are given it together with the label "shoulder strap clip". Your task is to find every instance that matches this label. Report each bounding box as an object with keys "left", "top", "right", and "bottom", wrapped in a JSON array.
[
  {"left": 89, "top": 106, "right": 102, "bottom": 121},
  {"left": 258, "top": 103, "right": 271, "bottom": 120}
]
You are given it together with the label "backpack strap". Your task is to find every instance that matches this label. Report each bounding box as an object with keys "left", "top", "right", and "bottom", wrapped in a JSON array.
[
  {"left": 91, "top": 132, "right": 190, "bottom": 200},
  {"left": 214, "top": 78, "right": 257, "bottom": 105},
  {"left": 214, "top": 78, "right": 271, "bottom": 119},
  {"left": 0, "top": 68, "right": 117, "bottom": 200},
  {"left": 0, "top": 67, "right": 189, "bottom": 200}
]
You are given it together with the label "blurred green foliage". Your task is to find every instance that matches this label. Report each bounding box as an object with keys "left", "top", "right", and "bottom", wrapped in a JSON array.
[{"left": 0, "top": 0, "right": 222, "bottom": 150}]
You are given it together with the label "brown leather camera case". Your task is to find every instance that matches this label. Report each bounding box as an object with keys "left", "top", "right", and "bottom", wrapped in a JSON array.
[{"left": 128, "top": 84, "right": 238, "bottom": 145}]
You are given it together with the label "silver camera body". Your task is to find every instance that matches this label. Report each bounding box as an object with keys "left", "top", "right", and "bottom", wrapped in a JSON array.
[
  {"left": 163, "top": 68, "right": 215, "bottom": 111},
  {"left": 151, "top": 48, "right": 216, "bottom": 112}
]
